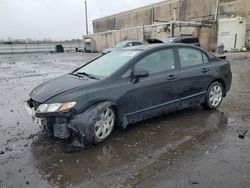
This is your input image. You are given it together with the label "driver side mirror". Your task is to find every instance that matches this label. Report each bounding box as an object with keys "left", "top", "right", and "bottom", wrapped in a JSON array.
[{"left": 131, "top": 68, "right": 149, "bottom": 84}]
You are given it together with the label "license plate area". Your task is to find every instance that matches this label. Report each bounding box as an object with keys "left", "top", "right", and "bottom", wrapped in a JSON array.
[
  {"left": 34, "top": 117, "right": 47, "bottom": 127},
  {"left": 25, "top": 103, "right": 47, "bottom": 127}
]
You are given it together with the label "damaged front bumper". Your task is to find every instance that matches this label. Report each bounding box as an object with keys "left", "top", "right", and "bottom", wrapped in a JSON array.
[
  {"left": 25, "top": 101, "right": 118, "bottom": 148},
  {"left": 25, "top": 103, "right": 47, "bottom": 127},
  {"left": 25, "top": 102, "right": 72, "bottom": 139}
]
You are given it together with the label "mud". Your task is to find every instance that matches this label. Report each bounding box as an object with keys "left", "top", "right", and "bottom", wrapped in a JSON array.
[{"left": 0, "top": 52, "right": 249, "bottom": 188}]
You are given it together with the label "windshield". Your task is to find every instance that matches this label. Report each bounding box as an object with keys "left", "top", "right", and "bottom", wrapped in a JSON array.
[
  {"left": 114, "top": 41, "right": 127, "bottom": 48},
  {"left": 75, "top": 50, "right": 140, "bottom": 77}
]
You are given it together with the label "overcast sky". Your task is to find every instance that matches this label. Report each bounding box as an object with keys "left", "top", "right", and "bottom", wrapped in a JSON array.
[{"left": 0, "top": 0, "right": 163, "bottom": 40}]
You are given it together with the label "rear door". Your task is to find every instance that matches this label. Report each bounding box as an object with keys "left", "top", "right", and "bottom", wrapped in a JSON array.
[
  {"left": 119, "top": 48, "right": 181, "bottom": 123},
  {"left": 176, "top": 47, "right": 213, "bottom": 108}
]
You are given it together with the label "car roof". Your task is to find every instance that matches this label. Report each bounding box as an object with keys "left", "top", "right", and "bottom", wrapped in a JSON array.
[
  {"left": 124, "top": 44, "right": 165, "bottom": 50},
  {"left": 167, "top": 36, "right": 198, "bottom": 40},
  {"left": 124, "top": 43, "right": 197, "bottom": 51},
  {"left": 121, "top": 43, "right": 214, "bottom": 58},
  {"left": 122, "top": 40, "right": 143, "bottom": 43}
]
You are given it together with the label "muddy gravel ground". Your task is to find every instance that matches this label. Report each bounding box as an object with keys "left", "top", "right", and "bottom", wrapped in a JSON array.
[{"left": 0, "top": 52, "right": 249, "bottom": 188}]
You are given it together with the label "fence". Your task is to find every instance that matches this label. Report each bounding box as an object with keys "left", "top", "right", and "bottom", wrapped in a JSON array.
[{"left": 0, "top": 42, "right": 84, "bottom": 54}]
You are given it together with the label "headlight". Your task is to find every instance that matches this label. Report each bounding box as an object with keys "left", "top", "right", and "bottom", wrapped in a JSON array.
[{"left": 37, "top": 102, "right": 76, "bottom": 113}]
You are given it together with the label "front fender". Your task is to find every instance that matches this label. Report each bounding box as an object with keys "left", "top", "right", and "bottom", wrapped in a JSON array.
[{"left": 67, "top": 101, "right": 127, "bottom": 144}]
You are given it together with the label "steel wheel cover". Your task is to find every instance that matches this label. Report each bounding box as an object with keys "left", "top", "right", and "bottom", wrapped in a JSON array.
[
  {"left": 209, "top": 85, "right": 223, "bottom": 107},
  {"left": 94, "top": 107, "right": 115, "bottom": 140}
]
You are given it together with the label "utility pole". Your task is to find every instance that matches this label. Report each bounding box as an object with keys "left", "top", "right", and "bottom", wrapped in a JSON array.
[{"left": 85, "top": 1, "right": 89, "bottom": 35}]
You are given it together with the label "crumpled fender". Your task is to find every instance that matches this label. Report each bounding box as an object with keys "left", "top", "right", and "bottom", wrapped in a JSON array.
[{"left": 68, "top": 101, "right": 120, "bottom": 146}]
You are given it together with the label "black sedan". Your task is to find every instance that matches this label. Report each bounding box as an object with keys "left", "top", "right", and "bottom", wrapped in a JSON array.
[{"left": 26, "top": 44, "right": 232, "bottom": 147}]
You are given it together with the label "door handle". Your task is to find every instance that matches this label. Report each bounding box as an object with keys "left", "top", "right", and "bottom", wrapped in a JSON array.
[
  {"left": 201, "top": 68, "right": 210, "bottom": 73},
  {"left": 167, "top": 74, "right": 177, "bottom": 81}
]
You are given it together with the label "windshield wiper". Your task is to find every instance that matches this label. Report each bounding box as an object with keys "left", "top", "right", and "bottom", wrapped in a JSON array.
[
  {"left": 76, "top": 72, "right": 100, "bottom": 80},
  {"left": 69, "top": 72, "right": 84, "bottom": 78}
]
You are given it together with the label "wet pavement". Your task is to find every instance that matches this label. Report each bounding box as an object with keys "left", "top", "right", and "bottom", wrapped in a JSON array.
[{"left": 0, "top": 52, "right": 249, "bottom": 188}]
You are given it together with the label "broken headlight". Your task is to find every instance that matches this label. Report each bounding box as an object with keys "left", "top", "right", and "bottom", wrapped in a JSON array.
[{"left": 36, "top": 102, "right": 76, "bottom": 113}]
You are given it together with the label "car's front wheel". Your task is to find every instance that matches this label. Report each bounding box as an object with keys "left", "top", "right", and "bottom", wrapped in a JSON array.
[
  {"left": 203, "top": 82, "right": 224, "bottom": 110},
  {"left": 93, "top": 106, "right": 116, "bottom": 143}
]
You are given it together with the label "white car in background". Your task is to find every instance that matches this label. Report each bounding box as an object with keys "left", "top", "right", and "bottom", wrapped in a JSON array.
[{"left": 102, "top": 40, "right": 144, "bottom": 54}]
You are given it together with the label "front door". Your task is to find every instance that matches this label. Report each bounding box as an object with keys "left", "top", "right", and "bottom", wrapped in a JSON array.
[{"left": 119, "top": 48, "right": 181, "bottom": 123}]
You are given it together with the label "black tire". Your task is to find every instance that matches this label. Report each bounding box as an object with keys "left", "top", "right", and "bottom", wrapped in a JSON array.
[{"left": 202, "top": 82, "right": 224, "bottom": 110}]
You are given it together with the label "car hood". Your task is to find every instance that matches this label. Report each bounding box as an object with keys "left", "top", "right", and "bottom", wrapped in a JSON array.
[{"left": 30, "top": 74, "right": 96, "bottom": 103}]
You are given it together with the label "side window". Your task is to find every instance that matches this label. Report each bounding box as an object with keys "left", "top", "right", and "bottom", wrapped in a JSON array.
[
  {"left": 174, "top": 39, "right": 182, "bottom": 43},
  {"left": 202, "top": 52, "right": 209, "bottom": 63},
  {"left": 135, "top": 49, "right": 175, "bottom": 75},
  {"left": 125, "top": 43, "right": 132, "bottom": 47},
  {"left": 179, "top": 48, "right": 204, "bottom": 67},
  {"left": 132, "top": 42, "right": 142, "bottom": 46}
]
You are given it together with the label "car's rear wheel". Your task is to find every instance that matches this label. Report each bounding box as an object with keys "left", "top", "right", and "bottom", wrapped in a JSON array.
[
  {"left": 203, "top": 82, "right": 223, "bottom": 110},
  {"left": 93, "top": 106, "right": 115, "bottom": 143}
]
